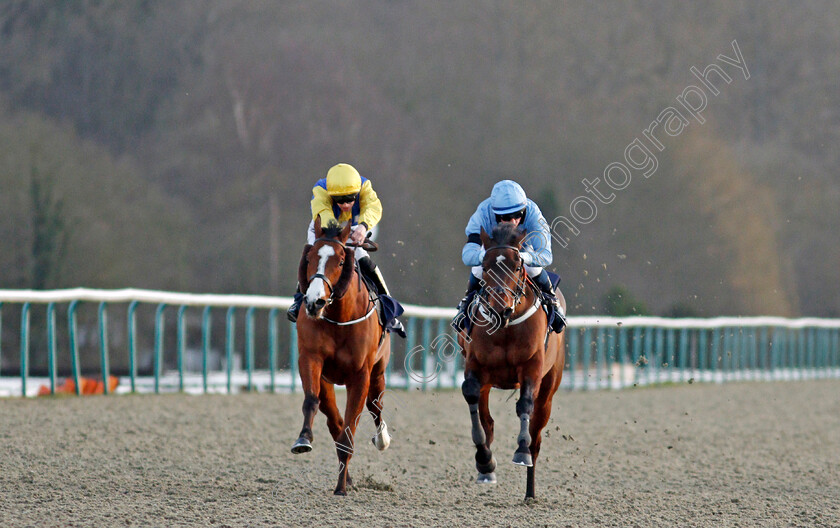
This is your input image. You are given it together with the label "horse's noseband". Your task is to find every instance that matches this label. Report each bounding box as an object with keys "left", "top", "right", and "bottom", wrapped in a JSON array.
[{"left": 308, "top": 272, "right": 335, "bottom": 303}]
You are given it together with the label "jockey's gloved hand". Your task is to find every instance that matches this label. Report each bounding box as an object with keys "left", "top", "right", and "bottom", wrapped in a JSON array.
[
  {"left": 350, "top": 224, "right": 368, "bottom": 245},
  {"left": 519, "top": 251, "right": 534, "bottom": 266}
]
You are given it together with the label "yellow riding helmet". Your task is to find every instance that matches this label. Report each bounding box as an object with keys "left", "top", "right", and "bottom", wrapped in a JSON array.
[{"left": 326, "top": 163, "right": 362, "bottom": 196}]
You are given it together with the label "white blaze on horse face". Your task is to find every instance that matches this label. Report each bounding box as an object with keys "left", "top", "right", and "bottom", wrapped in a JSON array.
[
  {"left": 305, "top": 245, "right": 335, "bottom": 304},
  {"left": 495, "top": 255, "right": 505, "bottom": 264}
]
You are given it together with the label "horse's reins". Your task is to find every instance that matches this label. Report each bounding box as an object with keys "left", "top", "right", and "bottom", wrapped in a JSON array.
[{"left": 308, "top": 237, "right": 377, "bottom": 326}]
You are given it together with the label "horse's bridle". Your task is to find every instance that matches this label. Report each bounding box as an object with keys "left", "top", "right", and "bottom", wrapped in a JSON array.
[
  {"left": 308, "top": 238, "right": 347, "bottom": 306},
  {"left": 480, "top": 245, "right": 528, "bottom": 314}
]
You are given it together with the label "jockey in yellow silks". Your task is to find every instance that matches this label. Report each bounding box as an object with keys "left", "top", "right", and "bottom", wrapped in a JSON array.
[
  {"left": 309, "top": 163, "right": 382, "bottom": 246},
  {"left": 287, "top": 163, "right": 400, "bottom": 334}
]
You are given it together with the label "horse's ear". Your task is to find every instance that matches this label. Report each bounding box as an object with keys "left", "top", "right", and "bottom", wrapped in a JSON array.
[
  {"left": 479, "top": 227, "right": 492, "bottom": 248},
  {"left": 339, "top": 221, "right": 352, "bottom": 243},
  {"left": 313, "top": 216, "right": 323, "bottom": 239},
  {"left": 513, "top": 227, "right": 528, "bottom": 248}
]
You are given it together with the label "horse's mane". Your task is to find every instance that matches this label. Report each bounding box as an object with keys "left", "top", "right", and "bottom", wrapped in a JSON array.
[
  {"left": 321, "top": 221, "right": 344, "bottom": 239},
  {"left": 491, "top": 223, "right": 523, "bottom": 246}
]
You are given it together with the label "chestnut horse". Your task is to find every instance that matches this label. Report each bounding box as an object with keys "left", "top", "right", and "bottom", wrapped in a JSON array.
[
  {"left": 458, "top": 223, "right": 566, "bottom": 500},
  {"left": 291, "top": 218, "right": 391, "bottom": 495}
]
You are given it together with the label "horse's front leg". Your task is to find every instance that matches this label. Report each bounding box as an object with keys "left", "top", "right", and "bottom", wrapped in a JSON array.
[
  {"left": 476, "top": 382, "right": 497, "bottom": 483},
  {"left": 317, "top": 381, "right": 355, "bottom": 486},
  {"left": 334, "top": 370, "right": 371, "bottom": 496},
  {"left": 462, "top": 371, "right": 496, "bottom": 483},
  {"left": 318, "top": 382, "right": 345, "bottom": 443},
  {"left": 291, "top": 354, "right": 322, "bottom": 454},
  {"left": 513, "top": 364, "right": 542, "bottom": 467}
]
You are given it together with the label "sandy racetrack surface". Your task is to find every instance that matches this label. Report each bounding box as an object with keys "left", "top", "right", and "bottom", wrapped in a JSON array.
[{"left": 2, "top": 380, "right": 839, "bottom": 527}]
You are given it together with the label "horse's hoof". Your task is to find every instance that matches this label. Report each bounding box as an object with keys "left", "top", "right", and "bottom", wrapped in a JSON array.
[
  {"left": 371, "top": 422, "right": 391, "bottom": 451},
  {"left": 333, "top": 489, "right": 347, "bottom": 496},
  {"left": 512, "top": 450, "right": 533, "bottom": 467},
  {"left": 476, "top": 455, "right": 497, "bottom": 475},
  {"left": 476, "top": 472, "right": 497, "bottom": 484},
  {"left": 291, "top": 438, "right": 312, "bottom": 454}
]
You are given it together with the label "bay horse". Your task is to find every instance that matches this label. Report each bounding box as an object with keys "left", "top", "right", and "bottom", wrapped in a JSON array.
[
  {"left": 291, "top": 217, "right": 392, "bottom": 496},
  {"left": 458, "top": 223, "right": 566, "bottom": 500}
]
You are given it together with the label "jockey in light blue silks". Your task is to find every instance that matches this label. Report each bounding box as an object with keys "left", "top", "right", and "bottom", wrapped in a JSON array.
[{"left": 454, "top": 180, "right": 566, "bottom": 334}]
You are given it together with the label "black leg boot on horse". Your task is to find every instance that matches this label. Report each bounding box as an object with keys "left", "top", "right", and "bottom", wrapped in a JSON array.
[
  {"left": 451, "top": 273, "right": 482, "bottom": 333},
  {"left": 532, "top": 270, "right": 566, "bottom": 334},
  {"left": 462, "top": 374, "right": 497, "bottom": 483},
  {"left": 358, "top": 256, "right": 406, "bottom": 337}
]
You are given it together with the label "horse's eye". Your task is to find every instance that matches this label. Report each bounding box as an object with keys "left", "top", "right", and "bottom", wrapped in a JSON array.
[{"left": 339, "top": 260, "right": 345, "bottom": 266}]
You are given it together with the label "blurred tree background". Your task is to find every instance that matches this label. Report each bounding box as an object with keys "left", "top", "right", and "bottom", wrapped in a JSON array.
[{"left": 1, "top": 0, "right": 838, "bottom": 317}]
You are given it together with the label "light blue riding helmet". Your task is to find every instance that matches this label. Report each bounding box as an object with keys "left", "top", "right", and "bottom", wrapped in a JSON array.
[{"left": 490, "top": 180, "right": 528, "bottom": 215}]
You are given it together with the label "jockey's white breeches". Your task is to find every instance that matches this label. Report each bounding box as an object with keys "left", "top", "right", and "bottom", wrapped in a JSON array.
[{"left": 471, "top": 265, "right": 543, "bottom": 279}]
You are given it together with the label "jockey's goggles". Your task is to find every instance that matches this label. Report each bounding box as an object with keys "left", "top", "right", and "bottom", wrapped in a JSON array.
[
  {"left": 495, "top": 209, "right": 525, "bottom": 222},
  {"left": 332, "top": 194, "right": 357, "bottom": 205}
]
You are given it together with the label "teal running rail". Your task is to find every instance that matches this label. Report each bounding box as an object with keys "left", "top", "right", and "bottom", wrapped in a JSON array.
[{"left": 1, "top": 289, "right": 839, "bottom": 396}]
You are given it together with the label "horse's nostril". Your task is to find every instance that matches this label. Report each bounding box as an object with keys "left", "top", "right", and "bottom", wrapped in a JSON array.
[
  {"left": 503, "top": 307, "right": 513, "bottom": 319},
  {"left": 315, "top": 299, "right": 326, "bottom": 308}
]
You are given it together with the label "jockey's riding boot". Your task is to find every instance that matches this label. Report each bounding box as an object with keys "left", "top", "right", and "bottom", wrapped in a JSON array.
[
  {"left": 287, "top": 287, "right": 304, "bottom": 323},
  {"left": 533, "top": 270, "right": 566, "bottom": 334},
  {"left": 453, "top": 273, "right": 482, "bottom": 332},
  {"left": 358, "top": 256, "right": 390, "bottom": 296},
  {"left": 359, "top": 256, "right": 406, "bottom": 337}
]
